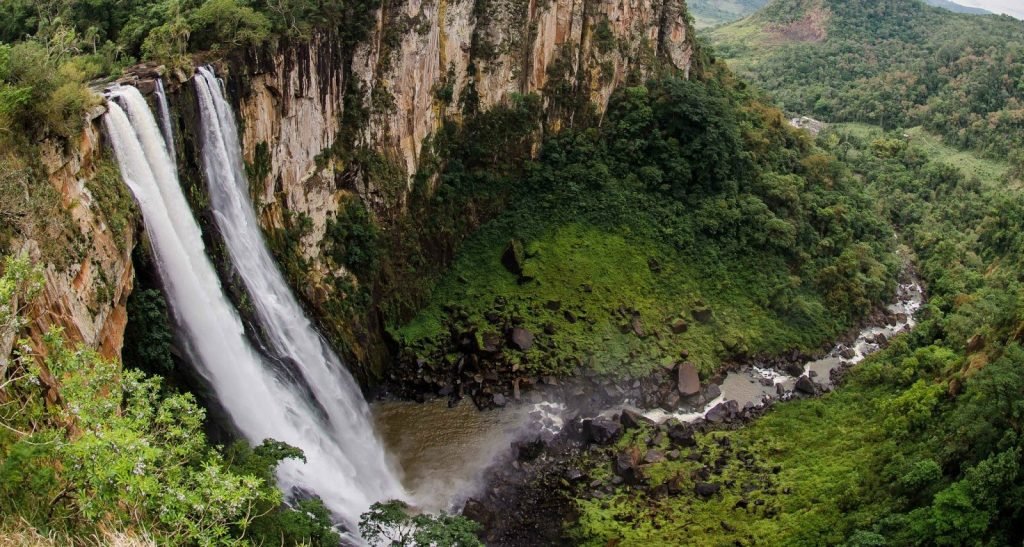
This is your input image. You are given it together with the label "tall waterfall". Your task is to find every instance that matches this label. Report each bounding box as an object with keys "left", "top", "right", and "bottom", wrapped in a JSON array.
[
  {"left": 193, "top": 67, "right": 404, "bottom": 510},
  {"left": 103, "top": 84, "right": 403, "bottom": 531},
  {"left": 153, "top": 78, "right": 176, "bottom": 160}
]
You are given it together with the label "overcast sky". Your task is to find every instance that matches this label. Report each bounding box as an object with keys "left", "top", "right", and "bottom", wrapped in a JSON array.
[{"left": 951, "top": 0, "right": 1024, "bottom": 19}]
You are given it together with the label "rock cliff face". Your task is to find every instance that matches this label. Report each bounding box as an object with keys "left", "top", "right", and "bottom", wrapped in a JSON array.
[
  {"left": 236, "top": 0, "right": 693, "bottom": 225},
  {"left": 172, "top": 0, "right": 698, "bottom": 378},
  {"left": 18, "top": 107, "right": 137, "bottom": 362},
  {"left": 129, "top": 0, "right": 697, "bottom": 379},
  {"left": 8, "top": 0, "right": 694, "bottom": 386}
]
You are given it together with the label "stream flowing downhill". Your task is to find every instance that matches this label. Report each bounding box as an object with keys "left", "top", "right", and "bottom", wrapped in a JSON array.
[{"left": 104, "top": 82, "right": 403, "bottom": 534}]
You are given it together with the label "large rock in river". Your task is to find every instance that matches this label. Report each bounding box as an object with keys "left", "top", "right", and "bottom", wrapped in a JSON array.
[
  {"left": 587, "top": 417, "right": 622, "bottom": 445},
  {"left": 677, "top": 362, "right": 700, "bottom": 396}
]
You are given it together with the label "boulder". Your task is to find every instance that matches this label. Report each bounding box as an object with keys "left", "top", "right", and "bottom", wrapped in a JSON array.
[
  {"left": 677, "top": 362, "right": 701, "bottom": 396},
  {"left": 670, "top": 318, "right": 689, "bottom": 334},
  {"left": 667, "top": 422, "right": 696, "bottom": 447},
  {"left": 631, "top": 316, "right": 646, "bottom": 338},
  {"left": 692, "top": 307, "right": 714, "bottom": 323},
  {"left": 501, "top": 239, "right": 525, "bottom": 275},
  {"left": 839, "top": 347, "right": 856, "bottom": 360},
  {"left": 615, "top": 449, "right": 641, "bottom": 484},
  {"left": 587, "top": 417, "right": 622, "bottom": 445},
  {"left": 480, "top": 332, "right": 503, "bottom": 354},
  {"left": 795, "top": 375, "right": 816, "bottom": 395},
  {"left": 783, "top": 362, "right": 804, "bottom": 377},
  {"left": 493, "top": 393, "right": 507, "bottom": 406},
  {"left": 644, "top": 449, "right": 666, "bottom": 464},
  {"left": 704, "top": 383, "right": 722, "bottom": 402},
  {"left": 695, "top": 482, "right": 721, "bottom": 498},
  {"left": 620, "top": 407, "right": 655, "bottom": 430},
  {"left": 508, "top": 328, "right": 534, "bottom": 351},
  {"left": 705, "top": 403, "right": 729, "bottom": 423}
]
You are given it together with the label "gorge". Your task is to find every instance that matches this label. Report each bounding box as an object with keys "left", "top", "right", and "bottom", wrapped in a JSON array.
[{"left": 3, "top": 0, "right": 1024, "bottom": 545}]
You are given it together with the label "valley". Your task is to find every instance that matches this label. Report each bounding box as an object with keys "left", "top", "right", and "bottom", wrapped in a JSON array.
[{"left": 2, "top": 0, "right": 1023, "bottom": 545}]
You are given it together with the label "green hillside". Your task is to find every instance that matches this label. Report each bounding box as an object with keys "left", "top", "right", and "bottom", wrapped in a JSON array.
[{"left": 710, "top": 0, "right": 1024, "bottom": 174}]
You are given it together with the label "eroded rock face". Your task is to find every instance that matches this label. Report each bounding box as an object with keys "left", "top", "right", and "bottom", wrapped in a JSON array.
[
  {"left": 19, "top": 107, "right": 136, "bottom": 363},
  {"left": 233, "top": 0, "right": 694, "bottom": 220},
  {"left": 168, "top": 0, "right": 696, "bottom": 378}
]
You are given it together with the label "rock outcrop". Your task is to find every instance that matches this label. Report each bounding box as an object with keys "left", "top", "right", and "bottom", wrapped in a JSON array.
[
  {"left": 226, "top": 0, "right": 694, "bottom": 259},
  {"left": 17, "top": 106, "right": 137, "bottom": 362}
]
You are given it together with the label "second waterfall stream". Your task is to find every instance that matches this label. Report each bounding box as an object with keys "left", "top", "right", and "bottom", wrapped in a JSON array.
[{"left": 104, "top": 73, "right": 404, "bottom": 534}]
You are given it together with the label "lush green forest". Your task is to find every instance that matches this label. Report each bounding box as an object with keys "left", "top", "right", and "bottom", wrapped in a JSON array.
[
  {"left": 562, "top": 1, "right": 1024, "bottom": 543},
  {"left": 710, "top": 0, "right": 1024, "bottom": 174},
  {"left": 571, "top": 116, "right": 1024, "bottom": 546},
  {"left": 394, "top": 65, "right": 897, "bottom": 383}
]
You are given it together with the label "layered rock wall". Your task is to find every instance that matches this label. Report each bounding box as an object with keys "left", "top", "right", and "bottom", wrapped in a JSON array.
[{"left": 18, "top": 107, "right": 136, "bottom": 362}]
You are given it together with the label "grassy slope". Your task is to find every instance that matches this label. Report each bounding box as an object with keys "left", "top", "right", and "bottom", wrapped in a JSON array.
[
  {"left": 835, "top": 123, "right": 1011, "bottom": 183},
  {"left": 396, "top": 204, "right": 846, "bottom": 379}
]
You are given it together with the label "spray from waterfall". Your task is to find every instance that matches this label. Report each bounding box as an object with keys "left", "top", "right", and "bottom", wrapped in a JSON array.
[{"left": 103, "top": 84, "right": 403, "bottom": 532}]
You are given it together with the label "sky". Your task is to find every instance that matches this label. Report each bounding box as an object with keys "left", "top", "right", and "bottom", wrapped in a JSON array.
[{"left": 951, "top": 0, "right": 1024, "bottom": 19}]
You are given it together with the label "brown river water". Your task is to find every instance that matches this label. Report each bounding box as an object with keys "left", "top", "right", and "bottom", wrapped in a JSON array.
[{"left": 371, "top": 398, "right": 531, "bottom": 512}]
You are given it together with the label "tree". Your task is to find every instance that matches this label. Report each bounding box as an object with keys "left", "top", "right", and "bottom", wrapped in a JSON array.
[{"left": 359, "top": 500, "right": 483, "bottom": 546}]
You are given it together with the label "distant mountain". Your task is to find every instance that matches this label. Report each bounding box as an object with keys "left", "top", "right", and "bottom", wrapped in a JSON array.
[
  {"left": 688, "top": 0, "right": 990, "bottom": 28},
  {"left": 709, "top": 0, "right": 1024, "bottom": 167},
  {"left": 923, "top": 0, "right": 991, "bottom": 14}
]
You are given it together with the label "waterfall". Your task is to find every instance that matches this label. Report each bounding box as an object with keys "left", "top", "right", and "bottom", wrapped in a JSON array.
[
  {"left": 154, "top": 78, "right": 176, "bottom": 160},
  {"left": 103, "top": 84, "right": 403, "bottom": 532},
  {"left": 193, "top": 67, "right": 404, "bottom": 510}
]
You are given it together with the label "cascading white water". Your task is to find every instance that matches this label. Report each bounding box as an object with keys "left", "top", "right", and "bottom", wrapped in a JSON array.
[
  {"left": 154, "top": 78, "right": 176, "bottom": 160},
  {"left": 192, "top": 67, "right": 404, "bottom": 509},
  {"left": 103, "top": 85, "right": 403, "bottom": 532}
]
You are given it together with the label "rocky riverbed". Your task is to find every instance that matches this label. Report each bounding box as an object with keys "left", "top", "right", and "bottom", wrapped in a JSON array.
[{"left": 367, "top": 268, "right": 924, "bottom": 543}]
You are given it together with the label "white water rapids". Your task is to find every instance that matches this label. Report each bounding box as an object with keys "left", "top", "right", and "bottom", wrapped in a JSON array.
[{"left": 104, "top": 83, "right": 404, "bottom": 533}]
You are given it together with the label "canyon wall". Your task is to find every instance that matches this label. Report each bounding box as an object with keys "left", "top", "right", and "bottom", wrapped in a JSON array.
[
  {"left": 11, "top": 106, "right": 136, "bottom": 364},
  {"left": 13, "top": 0, "right": 694, "bottom": 380},
  {"left": 233, "top": 0, "right": 694, "bottom": 245},
  {"left": 191, "top": 0, "right": 697, "bottom": 378}
]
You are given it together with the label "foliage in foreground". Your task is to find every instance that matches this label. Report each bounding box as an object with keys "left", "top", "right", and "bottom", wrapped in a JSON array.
[
  {"left": 0, "top": 254, "right": 340, "bottom": 545},
  {"left": 359, "top": 500, "right": 483, "bottom": 547}
]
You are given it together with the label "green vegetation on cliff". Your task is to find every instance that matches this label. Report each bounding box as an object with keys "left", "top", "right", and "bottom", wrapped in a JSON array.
[
  {"left": 394, "top": 67, "right": 897, "bottom": 383},
  {"left": 0, "top": 255, "right": 344, "bottom": 545}
]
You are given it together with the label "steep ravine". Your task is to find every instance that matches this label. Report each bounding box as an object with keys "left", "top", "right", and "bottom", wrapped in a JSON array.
[{"left": 140, "top": 0, "right": 698, "bottom": 381}]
